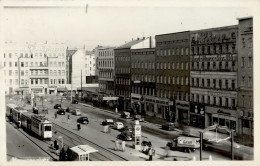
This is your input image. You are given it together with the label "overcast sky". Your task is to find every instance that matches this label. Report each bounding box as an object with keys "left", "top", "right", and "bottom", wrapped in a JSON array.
[{"left": 3, "top": 0, "right": 255, "bottom": 50}]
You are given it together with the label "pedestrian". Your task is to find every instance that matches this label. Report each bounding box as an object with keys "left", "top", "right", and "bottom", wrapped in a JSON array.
[
  {"left": 108, "top": 126, "right": 111, "bottom": 133},
  {"left": 121, "top": 141, "right": 126, "bottom": 152},
  {"left": 54, "top": 140, "right": 58, "bottom": 150},
  {"left": 55, "top": 111, "right": 57, "bottom": 119},
  {"left": 115, "top": 107, "right": 118, "bottom": 113},
  {"left": 115, "top": 139, "right": 119, "bottom": 151},
  {"left": 148, "top": 147, "right": 154, "bottom": 161},
  {"left": 165, "top": 145, "right": 170, "bottom": 157},
  {"left": 77, "top": 123, "right": 81, "bottom": 130},
  {"left": 68, "top": 114, "right": 70, "bottom": 120}
]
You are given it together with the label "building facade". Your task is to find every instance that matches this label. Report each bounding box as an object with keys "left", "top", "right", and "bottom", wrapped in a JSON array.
[
  {"left": 114, "top": 38, "right": 145, "bottom": 110},
  {"left": 97, "top": 46, "right": 116, "bottom": 96},
  {"left": 130, "top": 37, "right": 156, "bottom": 116},
  {"left": 237, "top": 17, "right": 253, "bottom": 136},
  {"left": 190, "top": 25, "right": 238, "bottom": 130},
  {"left": 4, "top": 42, "right": 67, "bottom": 95},
  {"left": 155, "top": 32, "right": 190, "bottom": 122}
]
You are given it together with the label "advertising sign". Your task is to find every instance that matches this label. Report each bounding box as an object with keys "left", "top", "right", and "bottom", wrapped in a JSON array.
[{"left": 134, "top": 124, "right": 141, "bottom": 150}]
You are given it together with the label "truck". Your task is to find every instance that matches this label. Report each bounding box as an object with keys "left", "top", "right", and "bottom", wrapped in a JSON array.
[{"left": 166, "top": 136, "right": 200, "bottom": 153}]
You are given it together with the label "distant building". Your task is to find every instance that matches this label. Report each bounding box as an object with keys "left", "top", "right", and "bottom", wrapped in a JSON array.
[
  {"left": 237, "top": 17, "right": 253, "bottom": 136},
  {"left": 190, "top": 25, "right": 238, "bottom": 130},
  {"left": 131, "top": 37, "right": 156, "bottom": 116},
  {"left": 96, "top": 46, "right": 116, "bottom": 96},
  {"left": 4, "top": 42, "right": 66, "bottom": 94},
  {"left": 155, "top": 32, "right": 190, "bottom": 122},
  {"left": 114, "top": 38, "right": 145, "bottom": 110}
]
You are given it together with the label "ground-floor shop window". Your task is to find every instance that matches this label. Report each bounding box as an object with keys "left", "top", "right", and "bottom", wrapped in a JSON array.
[
  {"left": 230, "top": 120, "right": 236, "bottom": 131},
  {"left": 242, "top": 119, "right": 250, "bottom": 128}
]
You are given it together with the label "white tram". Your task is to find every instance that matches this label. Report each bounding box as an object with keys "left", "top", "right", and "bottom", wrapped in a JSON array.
[{"left": 21, "top": 113, "right": 52, "bottom": 140}]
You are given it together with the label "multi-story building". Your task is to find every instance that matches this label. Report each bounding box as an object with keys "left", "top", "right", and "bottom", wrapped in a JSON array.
[
  {"left": 130, "top": 37, "right": 156, "bottom": 116},
  {"left": 4, "top": 42, "right": 67, "bottom": 95},
  {"left": 97, "top": 46, "right": 116, "bottom": 96},
  {"left": 190, "top": 26, "right": 238, "bottom": 130},
  {"left": 114, "top": 38, "right": 145, "bottom": 110},
  {"left": 237, "top": 17, "right": 253, "bottom": 136},
  {"left": 155, "top": 32, "right": 190, "bottom": 122}
]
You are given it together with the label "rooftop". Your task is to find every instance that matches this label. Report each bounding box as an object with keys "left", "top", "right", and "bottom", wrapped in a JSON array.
[{"left": 116, "top": 38, "right": 146, "bottom": 49}]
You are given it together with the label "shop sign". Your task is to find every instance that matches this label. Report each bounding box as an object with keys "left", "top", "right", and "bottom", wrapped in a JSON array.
[
  {"left": 192, "top": 31, "right": 236, "bottom": 44},
  {"left": 190, "top": 103, "right": 205, "bottom": 115},
  {"left": 191, "top": 54, "right": 233, "bottom": 62}
]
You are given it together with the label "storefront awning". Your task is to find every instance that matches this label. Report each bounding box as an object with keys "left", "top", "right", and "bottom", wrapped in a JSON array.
[
  {"left": 31, "top": 87, "right": 43, "bottom": 90},
  {"left": 14, "top": 88, "right": 29, "bottom": 91},
  {"left": 103, "top": 97, "right": 118, "bottom": 101},
  {"left": 57, "top": 87, "right": 68, "bottom": 92}
]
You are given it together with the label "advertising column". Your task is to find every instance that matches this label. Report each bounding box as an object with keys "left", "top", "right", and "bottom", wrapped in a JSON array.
[{"left": 134, "top": 120, "right": 141, "bottom": 150}]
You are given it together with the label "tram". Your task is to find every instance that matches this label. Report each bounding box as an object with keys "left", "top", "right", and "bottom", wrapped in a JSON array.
[
  {"left": 21, "top": 113, "right": 52, "bottom": 140},
  {"left": 6, "top": 104, "right": 28, "bottom": 127},
  {"left": 6, "top": 103, "right": 18, "bottom": 120}
]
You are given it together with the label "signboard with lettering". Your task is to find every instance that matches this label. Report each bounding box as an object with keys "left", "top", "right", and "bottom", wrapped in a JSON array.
[{"left": 134, "top": 124, "right": 142, "bottom": 150}]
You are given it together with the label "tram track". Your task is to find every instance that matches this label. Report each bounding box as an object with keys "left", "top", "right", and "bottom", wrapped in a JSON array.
[
  {"left": 52, "top": 122, "right": 128, "bottom": 161},
  {"left": 8, "top": 121, "right": 57, "bottom": 161}
]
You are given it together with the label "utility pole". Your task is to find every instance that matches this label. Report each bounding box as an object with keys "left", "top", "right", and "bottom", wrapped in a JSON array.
[{"left": 81, "top": 69, "right": 83, "bottom": 101}]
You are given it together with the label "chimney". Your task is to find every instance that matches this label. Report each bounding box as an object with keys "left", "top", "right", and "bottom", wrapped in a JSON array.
[
  {"left": 137, "top": 38, "right": 140, "bottom": 40},
  {"left": 149, "top": 36, "right": 152, "bottom": 48}
]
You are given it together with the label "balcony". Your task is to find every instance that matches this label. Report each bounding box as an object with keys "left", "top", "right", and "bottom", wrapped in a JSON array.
[
  {"left": 29, "top": 74, "right": 49, "bottom": 78},
  {"left": 29, "top": 65, "right": 48, "bottom": 70}
]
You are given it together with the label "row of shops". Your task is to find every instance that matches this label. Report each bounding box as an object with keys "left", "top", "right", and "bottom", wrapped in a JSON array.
[{"left": 130, "top": 93, "right": 253, "bottom": 136}]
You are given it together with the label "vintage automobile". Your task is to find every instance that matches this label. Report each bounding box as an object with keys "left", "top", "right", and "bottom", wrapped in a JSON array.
[
  {"left": 117, "top": 132, "right": 133, "bottom": 141},
  {"left": 120, "top": 112, "right": 131, "bottom": 119},
  {"left": 57, "top": 108, "right": 65, "bottom": 115},
  {"left": 71, "top": 109, "right": 82, "bottom": 116},
  {"left": 134, "top": 115, "right": 144, "bottom": 122},
  {"left": 54, "top": 104, "right": 62, "bottom": 109},
  {"left": 113, "top": 122, "right": 124, "bottom": 130},
  {"left": 166, "top": 136, "right": 200, "bottom": 153},
  {"left": 101, "top": 119, "right": 114, "bottom": 126},
  {"left": 161, "top": 122, "right": 175, "bottom": 131},
  {"left": 77, "top": 116, "right": 89, "bottom": 124},
  {"left": 72, "top": 99, "right": 78, "bottom": 104}
]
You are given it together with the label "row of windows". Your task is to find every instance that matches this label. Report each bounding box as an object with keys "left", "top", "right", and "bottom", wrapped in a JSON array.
[
  {"left": 156, "top": 62, "right": 189, "bottom": 70},
  {"left": 30, "top": 79, "right": 48, "bottom": 85},
  {"left": 157, "top": 90, "right": 189, "bottom": 101},
  {"left": 241, "top": 38, "right": 253, "bottom": 48},
  {"left": 191, "top": 61, "right": 235, "bottom": 71},
  {"left": 49, "top": 61, "right": 65, "bottom": 67},
  {"left": 131, "top": 75, "right": 155, "bottom": 82},
  {"left": 157, "top": 76, "right": 189, "bottom": 85},
  {"left": 98, "top": 50, "right": 114, "bottom": 57},
  {"left": 241, "top": 57, "right": 253, "bottom": 68},
  {"left": 115, "top": 78, "right": 130, "bottom": 85},
  {"left": 191, "top": 78, "right": 236, "bottom": 90},
  {"left": 156, "top": 47, "right": 189, "bottom": 56},
  {"left": 99, "top": 83, "right": 114, "bottom": 91},
  {"left": 191, "top": 44, "right": 236, "bottom": 55},
  {"left": 241, "top": 95, "right": 253, "bottom": 108},
  {"left": 115, "top": 68, "right": 130, "bottom": 74},
  {"left": 241, "top": 76, "right": 253, "bottom": 88},
  {"left": 115, "top": 90, "right": 130, "bottom": 98},
  {"left": 132, "top": 87, "right": 155, "bottom": 96},
  {"left": 191, "top": 94, "right": 236, "bottom": 108},
  {"left": 49, "top": 79, "right": 65, "bottom": 84},
  {"left": 99, "top": 71, "right": 113, "bottom": 79},
  {"left": 115, "top": 56, "right": 130, "bottom": 62},
  {"left": 131, "top": 62, "right": 155, "bottom": 69},
  {"left": 98, "top": 60, "right": 114, "bottom": 68},
  {"left": 4, "top": 52, "right": 65, "bottom": 59},
  {"left": 49, "top": 70, "right": 66, "bottom": 76}
]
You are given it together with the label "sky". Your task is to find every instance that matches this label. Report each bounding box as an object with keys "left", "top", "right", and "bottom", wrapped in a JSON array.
[{"left": 2, "top": 0, "right": 255, "bottom": 50}]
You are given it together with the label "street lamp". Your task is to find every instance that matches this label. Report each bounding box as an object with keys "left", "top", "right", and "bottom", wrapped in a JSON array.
[{"left": 58, "top": 136, "right": 63, "bottom": 148}]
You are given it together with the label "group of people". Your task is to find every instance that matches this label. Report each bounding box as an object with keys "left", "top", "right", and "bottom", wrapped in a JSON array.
[
  {"left": 115, "top": 139, "right": 126, "bottom": 152},
  {"left": 142, "top": 141, "right": 155, "bottom": 161}
]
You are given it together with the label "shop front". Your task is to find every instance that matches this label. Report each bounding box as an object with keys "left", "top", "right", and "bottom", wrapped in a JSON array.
[
  {"left": 31, "top": 86, "right": 44, "bottom": 94},
  {"left": 131, "top": 93, "right": 145, "bottom": 115},
  {"left": 237, "top": 109, "right": 254, "bottom": 136},
  {"left": 190, "top": 102, "right": 205, "bottom": 128},
  {"left": 175, "top": 100, "right": 190, "bottom": 125},
  {"left": 14, "top": 88, "right": 29, "bottom": 95},
  {"left": 144, "top": 96, "right": 171, "bottom": 119},
  {"left": 205, "top": 106, "right": 238, "bottom": 133}
]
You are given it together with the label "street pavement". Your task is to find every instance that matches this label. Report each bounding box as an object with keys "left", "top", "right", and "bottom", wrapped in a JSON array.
[{"left": 6, "top": 94, "right": 253, "bottom": 161}]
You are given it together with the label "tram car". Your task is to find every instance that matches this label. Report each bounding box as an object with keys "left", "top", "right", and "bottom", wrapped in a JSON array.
[
  {"left": 6, "top": 103, "right": 18, "bottom": 121},
  {"left": 21, "top": 113, "right": 52, "bottom": 140},
  {"left": 8, "top": 105, "right": 28, "bottom": 127}
]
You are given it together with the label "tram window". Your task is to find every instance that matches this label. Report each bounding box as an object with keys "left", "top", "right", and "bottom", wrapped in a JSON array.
[{"left": 45, "top": 126, "right": 52, "bottom": 131}]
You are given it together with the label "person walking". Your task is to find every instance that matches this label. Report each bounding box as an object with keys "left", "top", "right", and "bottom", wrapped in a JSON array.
[
  {"left": 77, "top": 123, "right": 81, "bottom": 131},
  {"left": 121, "top": 141, "right": 126, "bottom": 152},
  {"left": 55, "top": 111, "right": 57, "bottom": 119},
  {"left": 115, "top": 139, "right": 119, "bottom": 151},
  {"left": 148, "top": 147, "right": 154, "bottom": 161}
]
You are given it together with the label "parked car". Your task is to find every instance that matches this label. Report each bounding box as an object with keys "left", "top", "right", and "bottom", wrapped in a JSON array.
[
  {"left": 71, "top": 109, "right": 81, "bottom": 116},
  {"left": 102, "top": 119, "right": 114, "bottom": 126},
  {"left": 72, "top": 99, "right": 78, "bottom": 104},
  {"left": 57, "top": 108, "right": 65, "bottom": 115},
  {"left": 121, "top": 112, "right": 131, "bottom": 119},
  {"left": 77, "top": 116, "right": 89, "bottom": 124},
  {"left": 113, "top": 122, "right": 124, "bottom": 130},
  {"left": 162, "top": 122, "right": 175, "bottom": 131},
  {"left": 54, "top": 104, "right": 61, "bottom": 109},
  {"left": 119, "top": 125, "right": 134, "bottom": 133},
  {"left": 117, "top": 132, "right": 133, "bottom": 141},
  {"left": 134, "top": 115, "right": 144, "bottom": 122}
]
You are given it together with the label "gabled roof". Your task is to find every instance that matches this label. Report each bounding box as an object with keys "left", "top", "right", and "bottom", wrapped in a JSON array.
[{"left": 116, "top": 39, "right": 146, "bottom": 49}]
